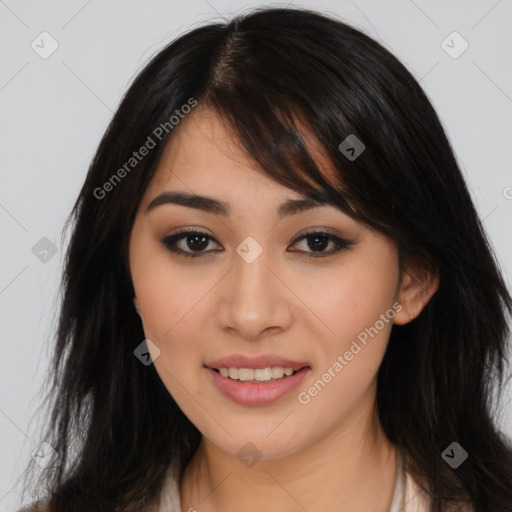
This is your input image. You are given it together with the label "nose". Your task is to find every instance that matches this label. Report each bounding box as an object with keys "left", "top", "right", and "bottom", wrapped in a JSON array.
[{"left": 216, "top": 243, "right": 294, "bottom": 341}]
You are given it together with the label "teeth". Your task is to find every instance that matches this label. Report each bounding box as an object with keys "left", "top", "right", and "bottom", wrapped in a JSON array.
[
  {"left": 238, "top": 368, "right": 255, "bottom": 381},
  {"left": 271, "top": 367, "right": 284, "bottom": 378},
  {"left": 217, "top": 366, "right": 298, "bottom": 381},
  {"left": 255, "top": 368, "right": 272, "bottom": 381}
]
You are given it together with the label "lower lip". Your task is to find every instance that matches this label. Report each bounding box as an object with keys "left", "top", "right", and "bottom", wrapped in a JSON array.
[{"left": 205, "top": 367, "right": 310, "bottom": 406}]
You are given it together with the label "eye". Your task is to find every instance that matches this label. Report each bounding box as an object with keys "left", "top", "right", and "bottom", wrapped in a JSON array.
[
  {"left": 160, "top": 229, "right": 354, "bottom": 259},
  {"left": 161, "top": 229, "right": 220, "bottom": 258},
  {"left": 289, "top": 230, "right": 354, "bottom": 258}
]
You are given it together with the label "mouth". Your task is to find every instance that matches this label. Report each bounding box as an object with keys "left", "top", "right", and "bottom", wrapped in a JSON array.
[
  {"left": 209, "top": 366, "right": 305, "bottom": 383},
  {"left": 203, "top": 355, "right": 311, "bottom": 405}
]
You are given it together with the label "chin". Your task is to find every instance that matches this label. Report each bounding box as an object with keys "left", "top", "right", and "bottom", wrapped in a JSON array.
[{"left": 207, "top": 425, "right": 307, "bottom": 462}]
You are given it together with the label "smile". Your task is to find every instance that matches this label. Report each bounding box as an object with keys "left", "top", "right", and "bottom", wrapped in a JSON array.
[
  {"left": 216, "top": 366, "right": 298, "bottom": 382},
  {"left": 205, "top": 365, "right": 310, "bottom": 406}
]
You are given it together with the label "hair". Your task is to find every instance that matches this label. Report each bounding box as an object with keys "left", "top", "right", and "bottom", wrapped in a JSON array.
[{"left": 19, "top": 6, "right": 512, "bottom": 512}]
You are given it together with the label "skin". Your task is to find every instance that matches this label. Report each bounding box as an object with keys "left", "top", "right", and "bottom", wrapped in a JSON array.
[{"left": 129, "top": 106, "right": 439, "bottom": 512}]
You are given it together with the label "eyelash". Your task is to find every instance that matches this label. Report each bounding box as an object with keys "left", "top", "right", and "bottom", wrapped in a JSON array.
[{"left": 160, "top": 228, "right": 354, "bottom": 259}]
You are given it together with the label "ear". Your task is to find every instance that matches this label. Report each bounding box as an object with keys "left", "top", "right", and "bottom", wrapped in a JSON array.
[
  {"left": 133, "top": 297, "right": 140, "bottom": 314},
  {"left": 393, "top": 264, "right": 439, "bottom": 325}
]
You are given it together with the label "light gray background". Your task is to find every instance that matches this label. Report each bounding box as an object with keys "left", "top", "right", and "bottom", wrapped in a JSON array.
[{"left": 1, "top": 0, "right": 511, "bottom": 509}]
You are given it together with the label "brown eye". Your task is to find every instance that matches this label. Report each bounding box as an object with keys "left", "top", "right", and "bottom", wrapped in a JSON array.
[
  {"left": 161, "top": 229, "right": 220, "bottom": 258},
  {"left": 289, "top": 231, "right": 354, "bottom": 258}
]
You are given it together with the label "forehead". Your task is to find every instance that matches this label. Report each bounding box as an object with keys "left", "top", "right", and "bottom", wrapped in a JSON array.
[{"left": 143, "top": 105, "right": 343, "bottom": 201}]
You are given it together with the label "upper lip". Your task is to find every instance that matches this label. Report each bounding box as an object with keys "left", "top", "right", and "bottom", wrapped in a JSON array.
[{"left": 205, "top": 354, "right": 310, "bottom": 371}]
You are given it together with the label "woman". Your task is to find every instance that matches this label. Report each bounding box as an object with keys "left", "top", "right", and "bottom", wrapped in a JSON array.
[{"left": 18, "top": 6, "right": 512, "bottom": 512}]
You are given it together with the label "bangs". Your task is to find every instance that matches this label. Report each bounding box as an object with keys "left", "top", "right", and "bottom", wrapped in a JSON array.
[
  {"left": 204, "top": 89, "right": 361, "bottom": 222},
  {"left": 199, "top": 37, "right": 362, "bottom": 223}
]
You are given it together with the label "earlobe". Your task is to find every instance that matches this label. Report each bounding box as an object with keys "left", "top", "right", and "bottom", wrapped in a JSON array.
[{"left": 393, "top": 266, "right": 439, "bottom": 325}]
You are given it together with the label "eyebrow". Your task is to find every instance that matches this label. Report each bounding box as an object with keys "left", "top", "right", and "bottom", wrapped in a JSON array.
[{"left": 144, "top": 191, "right": 333, "bottom": 219}]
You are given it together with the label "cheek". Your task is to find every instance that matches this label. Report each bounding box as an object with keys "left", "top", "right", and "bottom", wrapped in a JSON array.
[
  {"left": 297, "top": 253, "right": 399, "bottom": 421},
  {"left": 132, "top": 246, "right": 207, "bottom": 341},
  {"left": 135, "top": 268, "right": 207, "bottom": 410},
  {"left": 294, "top": 269, "right": 398, "bottom": 435},
  {"left": 132, "top": 254, "right": 220, "bottom": 370},
  {"left": 310, "top": 257, "right": 399, "bottom": 348}
]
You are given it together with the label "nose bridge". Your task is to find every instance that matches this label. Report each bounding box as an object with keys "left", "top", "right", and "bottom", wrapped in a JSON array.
[
  {"left": 217, "top": 235, "right": 291, "bottom": 338},
  {"left": 231, "top": 237, "right": 274, "bottom": 310}
]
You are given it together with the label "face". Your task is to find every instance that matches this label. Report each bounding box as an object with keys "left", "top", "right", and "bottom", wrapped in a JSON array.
[{"left": 129, "top": 107, "right": 411, "bottom": 461}]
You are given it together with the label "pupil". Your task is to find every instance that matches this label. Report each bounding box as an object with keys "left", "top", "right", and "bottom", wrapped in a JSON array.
[
  {"left": 309, "top": 234, "right": 328, "bottom": 251},
  {"left": 188, "top": 234, "right": 208, "bottom": 251}
]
